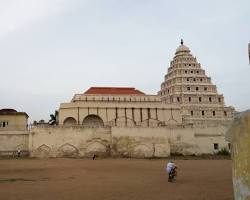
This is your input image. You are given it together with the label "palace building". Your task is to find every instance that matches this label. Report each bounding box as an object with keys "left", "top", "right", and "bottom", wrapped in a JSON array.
[
  {"left": 0, "top": 40, "right": 235, "bottom": 158},
  {"left": 59, "top": 87, "right": 181, "bottom": 128},
  {"left": 59, "top": 40, "right": 233, "bottom": 129}
]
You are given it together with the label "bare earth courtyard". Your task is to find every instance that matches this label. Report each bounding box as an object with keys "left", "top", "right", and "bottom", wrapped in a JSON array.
[{"left": 0, "top": 158, "right": 233, "bottom": 200}]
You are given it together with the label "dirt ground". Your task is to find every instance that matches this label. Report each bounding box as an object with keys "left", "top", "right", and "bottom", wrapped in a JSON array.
[{"left": 0, "top": 158, "right": 233, "bottom": 200}]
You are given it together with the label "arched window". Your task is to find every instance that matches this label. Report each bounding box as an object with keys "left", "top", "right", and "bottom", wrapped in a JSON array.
[
  {"left": 82, "top": 115, "right": 104, "bottom": 127},
  {"left": 63, "top": 117, "right": 77, "bottom": 126}
]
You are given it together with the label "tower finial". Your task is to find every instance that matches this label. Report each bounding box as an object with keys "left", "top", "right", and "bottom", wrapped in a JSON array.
[{"left": 181, "top": 39, "right": 183, "bottom": 45}]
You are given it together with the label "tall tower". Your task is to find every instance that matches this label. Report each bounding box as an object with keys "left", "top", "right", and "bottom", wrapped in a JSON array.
[{"left": 159, "top": 40, "right": 234, "bottom": 126}]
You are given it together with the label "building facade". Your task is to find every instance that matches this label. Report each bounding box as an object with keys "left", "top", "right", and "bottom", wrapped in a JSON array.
[
  {"left": 0, "top": 108, "right": 28, "bottom": 131},
  {"left": 27, "top": 41, "right": 234, "bottom": 158},
  {"left": 0, "top": 41, "right": 234, "bottom": 158},
  {"left": 0, "top": 109, "right": 29, "bottom": 156},
  {"left": 59, "top": 87, "right": 182, "bottom": 128}
]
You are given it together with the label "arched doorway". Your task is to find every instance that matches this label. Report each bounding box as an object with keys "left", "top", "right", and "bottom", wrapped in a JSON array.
[
  {"left": 82, "top": 115, "right": 104, "bottom": 127},
  {"left": 63, "top": 117, "right": 77, "bottom": 126}
]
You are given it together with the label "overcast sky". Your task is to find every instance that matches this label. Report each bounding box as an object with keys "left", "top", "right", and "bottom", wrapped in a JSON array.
[{"left": 0, "top": 0, "right": 249, "bottom": 122}]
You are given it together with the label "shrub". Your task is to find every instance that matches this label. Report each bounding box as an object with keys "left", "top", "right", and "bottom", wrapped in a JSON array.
[{"left": 216, "top": 147, "right": 230, "bottom": 156}]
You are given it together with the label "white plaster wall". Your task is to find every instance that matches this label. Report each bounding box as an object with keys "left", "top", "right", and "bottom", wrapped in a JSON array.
[
  {"left": 29, "top": 126, "right": 111, "bottom": 158},
  {"left": 194, "top": 126, "right": 230, "bottom": 154},
  {"left": 168, "top": 128, "right": 198, "bottom": 155},
  {"left": 0, "top": 131, "right": 29, "bottom": 151},
  {"left": 26, "top": 124, "right": 231, "bottom": 158},
  {"left": 111, "top": 127, "right": 171, "bottom": 158}
]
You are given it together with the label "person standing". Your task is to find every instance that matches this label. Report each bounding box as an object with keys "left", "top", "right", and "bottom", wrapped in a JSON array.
[{"left": 17, "top": 149, "right": 21, "bottom": 158}]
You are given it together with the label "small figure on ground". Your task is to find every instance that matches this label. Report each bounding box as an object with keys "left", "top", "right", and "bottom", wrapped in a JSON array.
[
  {"left": 17, "top": 149, "right": 21, "bottom": 158},
  {"left": 166, "top": 160, "right": 177, "bottom": 182},
  {"left": 92, "top": 154, "right": 96, "bottom": 160}
]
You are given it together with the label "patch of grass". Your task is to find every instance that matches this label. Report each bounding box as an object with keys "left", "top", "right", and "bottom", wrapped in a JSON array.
[
  {"left": 216, "top": 148, "right": 231, "bottom": 156},
  {"left": 0, "top": 178, "right": 36, "bottom": 183}
]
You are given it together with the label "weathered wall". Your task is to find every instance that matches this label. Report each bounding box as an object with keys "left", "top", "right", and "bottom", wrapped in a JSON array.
[
  {"left": 28, "top": 125, "right": 230, "bottom": 158},
  {"left": 0, "top": 131, "right": 29, "bottom": 155},
  {"left": 111, "top": 127, "right": 171, "bottom": 158},
  {"left": 29, "top": 126, "right": 171, "bottom": 158},
  {"left": 194, "top": 126, "right": 230, "bottom": 154},
  {"left": 228, "top": 111, "right": 250, "bottom": 200},
  {"left": 29, "top": 126, "right": 111, "bottom": 158}
]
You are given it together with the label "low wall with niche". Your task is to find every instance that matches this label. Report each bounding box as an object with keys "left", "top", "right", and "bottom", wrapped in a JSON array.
[
  {"left": 28, "top": 125, "right": 230, "bottom": 158},
  {"left": 29, "top": 126, "right": 111, "bottom": 158}
]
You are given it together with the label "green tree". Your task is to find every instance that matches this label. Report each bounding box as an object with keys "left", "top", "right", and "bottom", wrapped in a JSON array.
[{"left": 49, "top": 110, "right": 58, "bottom": 125}]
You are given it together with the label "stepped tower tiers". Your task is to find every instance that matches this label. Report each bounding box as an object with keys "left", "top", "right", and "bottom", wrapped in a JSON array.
[{"left": 159, "top": 40, "right": 234, "bottom": 126}]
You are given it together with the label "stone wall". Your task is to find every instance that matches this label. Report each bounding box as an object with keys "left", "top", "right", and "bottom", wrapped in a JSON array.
[
  {"left": 0, "top": 131, "right": 29, "bottom": 156},
  {"left": 194, "top": 126, "right": 230, "bottom": 154},
  {"left": 28, "top": 125, "right": 230, "bottom": 158},
  {"left": 111, "top": 127, "right": 171, "bottom": 158},
  {"left": 29, "top": 126, "right": 111, "bottom": 158}
]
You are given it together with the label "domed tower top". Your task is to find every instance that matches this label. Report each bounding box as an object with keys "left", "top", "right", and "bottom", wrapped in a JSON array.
[
  {"left": 175, "top": 39, "right": 191, "bottom": 57},
  {"left": 159, "top": 40, "right": 234, "bottom": 125}
]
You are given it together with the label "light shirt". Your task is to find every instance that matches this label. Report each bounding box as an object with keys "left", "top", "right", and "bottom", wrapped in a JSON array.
[{"left": 166, "top": 162, "right": 175, "bottom": 173}]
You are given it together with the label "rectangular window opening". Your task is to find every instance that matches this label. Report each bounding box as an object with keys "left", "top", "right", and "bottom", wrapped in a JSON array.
[{"left": 224, "top": 111, "right": 227, "bottom": 116}]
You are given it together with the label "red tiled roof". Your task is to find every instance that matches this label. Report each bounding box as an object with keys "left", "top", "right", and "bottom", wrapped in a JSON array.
[{"left": 84, "top": 87, "right": 145, "bottom": 95}]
